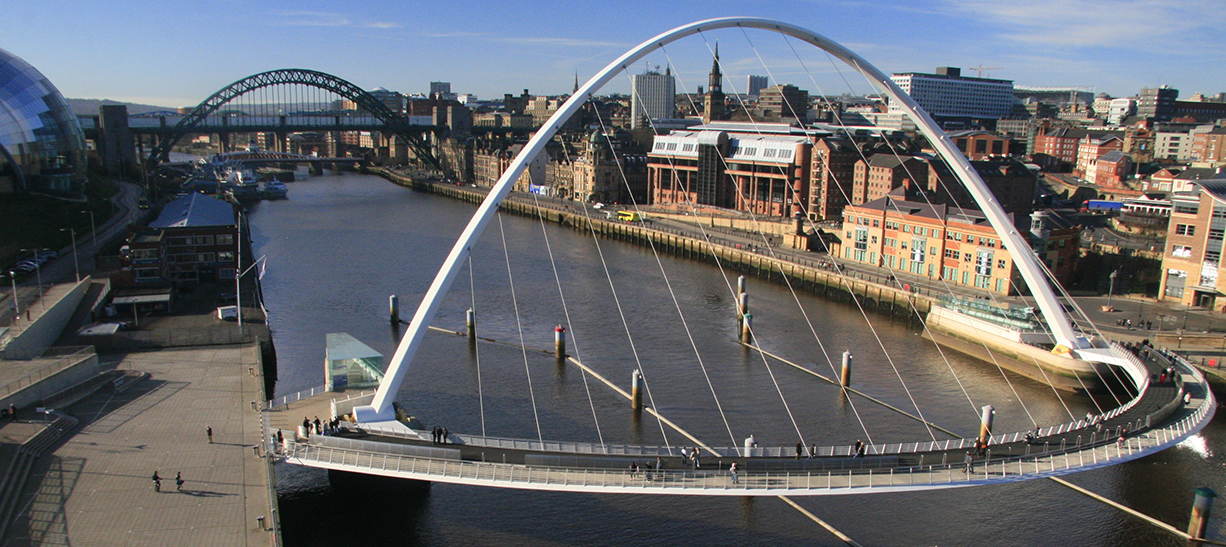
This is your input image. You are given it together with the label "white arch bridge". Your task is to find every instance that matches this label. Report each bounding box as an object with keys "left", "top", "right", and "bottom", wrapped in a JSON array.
[{"left": 264, "top": 18, "right": 1217, "bottom": 495}]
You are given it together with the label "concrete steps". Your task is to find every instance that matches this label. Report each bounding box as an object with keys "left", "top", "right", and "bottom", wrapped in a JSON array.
[{"left": 0, "top": 411, "right": 78, "bottom": 542}]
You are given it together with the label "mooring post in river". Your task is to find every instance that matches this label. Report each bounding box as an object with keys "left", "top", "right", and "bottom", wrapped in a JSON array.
[
  {"left": 737, "top": 276, "right": 747, "bottom": 329},
  {"left": 389, "top": 294, "right": 399, "bottom": 325},
  {"left": 840, "top": 350, "right": 852, "bottom": 388},
  {"left": 555, "top": 325, "right": 566, "bottom": 359},
  {"left": 979, "top": 405, "right": 995, "bottom": 445},
  {"left": 741, "top": 313, "right": 753, "bottom": 344},
  {"left": 466, "top": 308, "right": 475, "bottom": 342},
  {"left": 631, "top": 369, "right": 643, "bottom": 410},
  {"left": 1188, "top": 487, "right": 1216, "bottom": 540}
]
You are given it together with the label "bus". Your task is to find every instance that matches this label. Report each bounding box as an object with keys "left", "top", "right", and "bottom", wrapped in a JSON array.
[{"left": 617, "top": 210, "right": 642, "bottom": 222}]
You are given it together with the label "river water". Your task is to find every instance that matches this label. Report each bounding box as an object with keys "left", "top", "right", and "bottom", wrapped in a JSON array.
[{"left": 248, "top": 172, "right": 1224, "bottom": 546}]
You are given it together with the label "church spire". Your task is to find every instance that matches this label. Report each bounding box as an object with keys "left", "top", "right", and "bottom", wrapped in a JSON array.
[
  {"left": 574, "top": 72, "right": 579, "bottom": 93},
  {"left": 703, "top": 42, "right": 725, "bottom": 124},
  {"left": 709, "top": 42, "right": 722, "bottom": 93}
]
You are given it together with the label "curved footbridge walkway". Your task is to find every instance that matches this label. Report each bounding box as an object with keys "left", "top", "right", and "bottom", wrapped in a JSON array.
[{"left": 266, "top": 342, "right": 1216, "bottom": 496}]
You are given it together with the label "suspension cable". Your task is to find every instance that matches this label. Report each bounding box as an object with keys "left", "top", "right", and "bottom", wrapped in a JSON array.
[
  {"left": 469, "top": 255, "right": 487, "bottom": 436},
  {"left": 497, "top": 213, "right": 544, "bottom": 443}
]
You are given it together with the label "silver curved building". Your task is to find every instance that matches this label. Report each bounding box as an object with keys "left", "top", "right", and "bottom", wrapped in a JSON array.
[{"left": 0, "top": 47, "right": 87, "bottom": 195}]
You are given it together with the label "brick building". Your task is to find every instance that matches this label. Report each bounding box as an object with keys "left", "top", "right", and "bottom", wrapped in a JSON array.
[
  {"left": 118, "top": 193, "right": 239, "bottom": 287},
  {"left": 1159, "top": 181, "right": 1226, "bottom": 310}
]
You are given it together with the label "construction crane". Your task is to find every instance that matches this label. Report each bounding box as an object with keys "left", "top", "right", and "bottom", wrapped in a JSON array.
[{"left": 968, "top": 64, "right": 1002, "bottom": 77}]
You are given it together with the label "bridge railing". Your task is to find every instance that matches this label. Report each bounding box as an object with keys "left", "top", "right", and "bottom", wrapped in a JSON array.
[{"left": 268, "top": 384, "right": 328, "bottom": 411}]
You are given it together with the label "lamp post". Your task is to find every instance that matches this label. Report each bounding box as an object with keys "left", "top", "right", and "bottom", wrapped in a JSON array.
[
  {"left": 1107, "top": 269, "right": 1118, "bottom": 310},
  {"left": 80, "top": 210, "right": 97, "bottom": 252},
  {"left": 19, "top": 248, "right": 47, "bottom": 310},
  {"left": 60, "top": 228, "right": 79, "bottom": 282},
  {"left": 5, "top": 270, "right": 18, "bottom": 323}
]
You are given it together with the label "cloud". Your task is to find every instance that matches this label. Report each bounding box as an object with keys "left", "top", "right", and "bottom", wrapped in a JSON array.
[
  {"left": 495, "top": 36, "right": 627, "bottom": 48},
  {"left": 366, "top": 22, "right": 401, "bottom": 29},
  {"left": 937, "top": 0, "right": 1226, "bottom": 52},
  {"left": 275, "top": 11, "right": 351, "bottom": 27}
]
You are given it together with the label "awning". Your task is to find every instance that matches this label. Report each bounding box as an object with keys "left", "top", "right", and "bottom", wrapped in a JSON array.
[{"left": 112, "top": 293, "right": 172, "bottom": 305}]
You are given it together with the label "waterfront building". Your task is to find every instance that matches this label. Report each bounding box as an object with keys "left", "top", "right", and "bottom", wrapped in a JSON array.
[
  {"left": 648, "top": 129, "right": 809, "bottom": 218},
  {"left": 839, "top": 190, "right": 1022, "bottom": 295},
  {"left": 0, "top": 47, "right": 87, "bottom": 195},
  {"left": 888, "top": 67, "right": 1013, "bottom": 127},
  {"left": 630, "top": 68, "right": 676, "bottom": 129},
  {"left": 118, "top": 193, "right": 239, "bottom": 286},
  {"left": 851, "top": 154, "right": 927, "bottom": 205},
  {"left": 1029, "top": 209, "right": 1080, "bottom": 288},
  {"left": 809, "top": 137, "right": 864, "bottom": 221},
  {"left": 1159, "top": 181, "right": 1226, "bottom": 310}
]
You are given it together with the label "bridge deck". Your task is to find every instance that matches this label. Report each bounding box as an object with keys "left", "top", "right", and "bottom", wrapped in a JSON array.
[{"left": 269, "top": 345, "right": 1215, "bottom": 495}]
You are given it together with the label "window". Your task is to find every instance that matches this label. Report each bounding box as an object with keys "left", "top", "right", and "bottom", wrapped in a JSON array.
[
  {"left": 903, "top": 225, "right": 911, "bottom": 233},
  {"left": 997, "top": 259, "right": 1007, "bottom": 269},
  {"left": 216, "top": 234, "right": 234, "bottom": 245},
  {"left": 911, "top": 238, "right": 926, "bottom": 262},
  {"left": 871, "top": 236, "right": 878, "bottom": 244},
  {"left": 945, "top": 249, "right": 960, "bottom": 259},
  {"left": 191, "top": 235, "right": 214, "bottom": 245},
  {"left": 135, "top": 268, "right": 160, "bottom": 280},
  {"left": 132, "top": 249, "right": 158, "bottom": 261},
  {"left": 218, "top": 251, "right": 235, "bottom": 262},
  {"left": 1176, "top": 224, "right": 1196, "bottom": 236},
  {"left": 855, "top": 228, "right": 869, "bottom": 251},
  {"left": 976, "top": 251, "right": 994, "bottom": 276}
]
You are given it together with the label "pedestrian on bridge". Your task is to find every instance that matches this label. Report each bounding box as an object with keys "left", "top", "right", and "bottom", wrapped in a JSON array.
[
  {"left": 796, "top": 441, "right": 804, "bottom": 459},
  {"left": 729, "top": 462, "right": 739, "bottom": 484},
  {"left": 963, "top": 452, "right": 973, "bottom": 474}
]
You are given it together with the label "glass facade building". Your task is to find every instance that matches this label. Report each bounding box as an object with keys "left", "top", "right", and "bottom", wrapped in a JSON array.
[{"left": 0, "top": 47, "right": 87, "bottom": 195}]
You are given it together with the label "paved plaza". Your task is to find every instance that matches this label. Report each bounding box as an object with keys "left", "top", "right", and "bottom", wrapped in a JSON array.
[{"left": 4, "top": 345, "right": 276, "bottom": 546}]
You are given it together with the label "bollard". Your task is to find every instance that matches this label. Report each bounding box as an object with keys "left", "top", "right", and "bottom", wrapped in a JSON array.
[
  {"left": 840, "top": 350, "right": 853, "bottom": 388},
  {"left": 743, "top": 435, "right": 757, "bottom": 457},
  {"left": 631, "top": 369, "right": 644, "bottom": 410},
  {"left": 1188, "top": 487, "right": 1217, "bottom": 539},
  {"left": 741, "top": 313, "right": 753, "bottom": 344},
  {"left": 389, "top": 294, "right": 399, "bottom": 325},
  {"left": 739, "top": 292, "right": 749, "bottom": 318},
  {"left": 979, "top": 405, "right": 995, "bottom": 445},
  {"left": 257, "top": 515, "right": 266, "bottom": 530},
  {"left": 466, "top": 308, "right": 475, "bottom": 341},
  {"left": 737, "top": 275, "right": 746, "bottom": 296},
  {"left": 555, "top": 325, "right": 566, "bottom": 358}
]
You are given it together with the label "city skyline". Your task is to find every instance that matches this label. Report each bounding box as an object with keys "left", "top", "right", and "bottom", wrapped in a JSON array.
[{"left": 2, "top": 0, "right": 1223, "bottom": 108}]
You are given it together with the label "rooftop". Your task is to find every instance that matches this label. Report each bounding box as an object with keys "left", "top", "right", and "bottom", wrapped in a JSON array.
[{"left": 149, "top": 193, "right": 236, "bottom": 228}]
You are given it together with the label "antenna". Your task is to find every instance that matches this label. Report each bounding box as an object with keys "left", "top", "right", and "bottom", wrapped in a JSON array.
[{"left": 968, "top": 64, "right": 1003, "bottom": 77}]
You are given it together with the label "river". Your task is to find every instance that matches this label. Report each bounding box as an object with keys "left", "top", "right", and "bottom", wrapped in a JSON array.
[{"left": 247, "top": 172, "right": 1224, "bottom": 546}]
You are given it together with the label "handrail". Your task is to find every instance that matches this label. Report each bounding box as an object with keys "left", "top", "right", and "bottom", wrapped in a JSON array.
[
  {"left": 267, "top": 384, "right": 328, "bottom": 410},
  {"left": 0, "top": 346, "right": 97, "bottom": 399}
]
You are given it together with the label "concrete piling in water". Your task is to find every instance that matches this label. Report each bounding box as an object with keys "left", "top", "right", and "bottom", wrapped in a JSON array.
[
  {"left": 389, "top": 294, "right": 399, "bottom": 325},
  {"left": 1188, "top": 487, "right": 1216, "bottom": 540},
  {"left": 840, "top": 350, "right": 852, "bottom": 388},
  {"left": 554, "top": 325, "right": 566, "bottom": 359},
  {"left": 979, "top": 405, "right": 995, "bottom": 445},
  {"left": 631, "top": 369, "right": 643, "bottom": 410},
  {"left": 466, "top": 308, "right": 475, "bottom": 341}
]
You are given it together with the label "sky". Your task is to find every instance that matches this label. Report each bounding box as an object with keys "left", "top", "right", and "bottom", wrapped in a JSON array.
[{"left": 2, "top": 0, "right": 1224, "bottom": 108}]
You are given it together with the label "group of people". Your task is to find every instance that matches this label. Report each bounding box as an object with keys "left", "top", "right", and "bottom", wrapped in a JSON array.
[
  {"left": 430, "top": 426, "right": 449, "bottom": 444},
  {"left": 678, "top": 446, "right": 702, "bottom": 468},
  {"left": 851, "top": 439, "right": 867, "bottom": 458},
  {"left": 302, "top": 416, "right": 341, "bottom": 437},
  {"left": 150, "top": 471, "right": 185, "bottom": 492},
  {"left": 1115, "top": 318, "right": 1153, "bottom": 330},
  {"left": 628, "top": 456, "right": 666, "bottom": 481}
]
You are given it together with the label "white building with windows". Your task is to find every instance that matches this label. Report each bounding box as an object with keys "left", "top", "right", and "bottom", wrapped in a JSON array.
[
  {"left": 888, "top": 67, "right": 1013, "bottom": 124},
  {"left": 630, "top": 68, "right": 676, "bottom": 129}
]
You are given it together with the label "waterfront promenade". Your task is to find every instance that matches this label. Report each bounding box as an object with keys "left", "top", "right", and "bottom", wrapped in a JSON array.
[{"left": 3, "top": 344, "right": 277, "bottom": 546}]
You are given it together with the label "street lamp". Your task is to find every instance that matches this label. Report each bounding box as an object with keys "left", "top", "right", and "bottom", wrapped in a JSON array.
[
  {"left": 4, "top": 270, "right": 18, "bottom": 323},
  {"left": 1107, "top": 269, "right": 1118, "bottom": 309},
  {"left": 19, "top": 248, "right": 47, "bottom": 310},
  {"left": 60, "top": 228, "right": 79, "bottom": 282},
  {"left": 80, "top": 210, "right": 97, "bottom": 252}
]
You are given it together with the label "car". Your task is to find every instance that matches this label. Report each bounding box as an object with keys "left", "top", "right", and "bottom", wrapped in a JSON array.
[
  {"left": 14, "top": 263, "right": 36, "bottom": 273},
  {"left": 36, "top": 251, "right": 56, "bottom": 260}
]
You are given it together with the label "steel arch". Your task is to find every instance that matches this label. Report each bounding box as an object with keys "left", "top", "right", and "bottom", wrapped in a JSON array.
[
  {"left": 357, "top": 17, "right": 1094, "bottom": 424},
  {"left": 146, "top": 68, "right": 438, "bottom": 166}
]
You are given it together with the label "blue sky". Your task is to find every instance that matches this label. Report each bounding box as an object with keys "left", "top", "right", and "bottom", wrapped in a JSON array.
[{"left": 3, "top": 0, "right": 1223, "bottom": 108}]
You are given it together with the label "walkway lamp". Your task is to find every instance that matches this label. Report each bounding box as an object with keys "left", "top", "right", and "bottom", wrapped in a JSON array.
[
  {"left": 60, "top": 229, "right": 79, "bottom": 282},
  {"left": 81, "top": 210, "right": 97, "bottom": 252},
  {"left": 4, "top": 270, "right": 17, "bottom": 322},
  {"left": 19, "top": 248, "right": 47, "bottom": 309},
  {"left": 1107, "top": 270, "right": 1118, "bottom": 309}
]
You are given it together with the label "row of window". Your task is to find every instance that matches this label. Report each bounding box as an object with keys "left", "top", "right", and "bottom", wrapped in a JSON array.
[
  {"left": 166, "top": 234, "right": 235, "bottom": 247},
  {"left": 166, "top": 251, "right": 235, "bottom": 264}
]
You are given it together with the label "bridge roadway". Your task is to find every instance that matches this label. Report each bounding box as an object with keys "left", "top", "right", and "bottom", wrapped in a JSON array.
[{"left": 268, "top": 344, "right": 1217, "bottom": 495}]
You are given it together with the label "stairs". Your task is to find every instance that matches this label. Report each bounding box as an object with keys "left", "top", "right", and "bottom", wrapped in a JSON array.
[{"left": 0, "top": 411, "right": 79, "bottom": 541}]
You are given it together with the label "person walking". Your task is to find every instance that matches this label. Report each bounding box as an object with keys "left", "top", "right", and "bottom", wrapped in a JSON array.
[
  {"left": 206, "top": 426, "right": 213, "bottom": 444},
  {"left": 441, "top": 427, "right": 449, "bottom": 444},
  {"left": 963, "top": 451, "right": 973, "bottom": 474},
  {"left": 152, "top": 471, "right": 161, "bottom": 492},
  {"left": 796, "top": 441, "right": 803, "bottom": 459},
  {"left": 729, "top": 462, "right": 739, "bottom": 484},
  {"left": 175, "top": 472, "right": 184, "bottom": 492}
]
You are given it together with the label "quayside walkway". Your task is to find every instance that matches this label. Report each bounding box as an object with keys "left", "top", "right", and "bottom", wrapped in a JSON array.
[{"left": 269, "top": 343, "right": 1216, "bottom": 496}]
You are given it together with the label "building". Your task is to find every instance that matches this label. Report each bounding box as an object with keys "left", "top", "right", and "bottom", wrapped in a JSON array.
[
  {"left": 0, "top": 47, "right": 88, "bottom": 195},
  {"left": 809, "top": 137, "right": 863, "bottom": 221},
  {"left": 630, "top": 68, "right": 676, "bottom": 129},
  {"left": 946, "top": 130, "right": 1014, "bottom": 160},
  {"left": 120, "top": 193, "right": 239, "bottom": 286},
  {"left": 1093, "top": 150, "right": 1133, "bottom": 189},
  {"left": 429, "top": 81, "right": 451, "bottom": 97},
  {"left": 573, "top": 129, "right": 647, "bottom": 204},
  {"left": 1107, "top": 98, "right": 1137, "bottom": 125},
  {"left": 757, "top": 84, "right": 809, "bottom": 122},
  {"left": 1073, "top": 133, "right": 1124, "bottom": 181},
  {"left": 889, "top": 67, "right": 1014, "bottom": 127},
  {"left": 1159, "top": 181, "right": 1226, "bottom": 310},
  {"left": 703, "top": 48, "right": 725, "bottom": 124},
  {"left": 851, "top": 154, "right": 927, "bottom": 205},
  {"left": 1191, "top": 127, "right": 1226, "bottom": 164},
  {"left": 930, "top": 159, "right": 1037, "bottom": 231},
  {"left": 747, "top": 75, "right": 768, "bottom": 97},
  {"left": 647, "top": 130, "right": 809, "bottom": 218},
  {"left": 1029, "top": 209, "right": 1080, "bottom": 287},
  {"left": 839, "top": 192, "right": 1021, "bottom": 295},
  {"left": 1138, "top": 86, "right": 1179, "bottom": 121}
]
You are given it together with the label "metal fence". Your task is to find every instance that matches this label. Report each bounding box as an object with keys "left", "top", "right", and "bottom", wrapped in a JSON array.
[
  {"left": 0, "top": 346, "right": 97, "bottom": 400},
  {"left": 81, "top": 326, "right": 260, "bottom": 352}
]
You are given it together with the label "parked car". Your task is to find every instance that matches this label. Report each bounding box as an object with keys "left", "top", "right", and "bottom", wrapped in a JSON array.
[{"left": 36, "top": 251, "right": 56, "bottom": 260}]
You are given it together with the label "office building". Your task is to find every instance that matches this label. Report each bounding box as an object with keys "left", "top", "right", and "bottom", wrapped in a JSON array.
[
  {"left": 889, "top": 67, "right": 1013, "bottom": 125},
  {"left": 747, "top": 75, "right": 768, "bottom": 97},
  {"left": 630, "top": 68, "right": 676, "bottom": 129}
]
